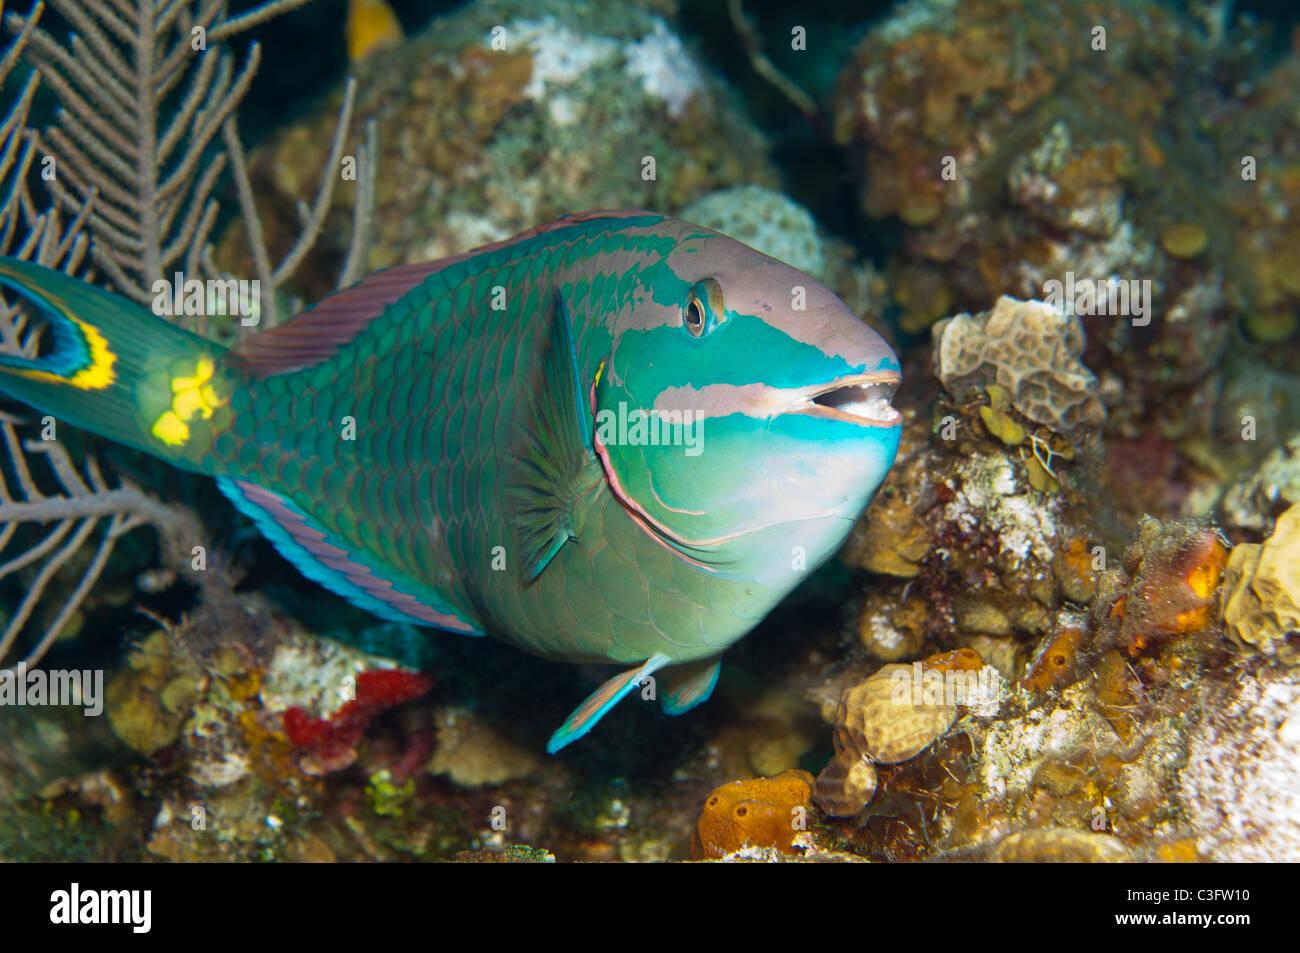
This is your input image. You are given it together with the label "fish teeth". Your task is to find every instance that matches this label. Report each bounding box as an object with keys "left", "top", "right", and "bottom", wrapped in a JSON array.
[{"left": 839, "top": 394, "right": 896, "bottom": 422}]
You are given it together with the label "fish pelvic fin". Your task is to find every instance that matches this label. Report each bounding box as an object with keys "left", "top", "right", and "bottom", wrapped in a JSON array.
[
  {"left": 660, "top": 657, "right": 722, "bottom": 716},
  {"left": 509, "top": 288, "right": 602, "bottom": 582},
  {"left": 547, "top": 653, "right": 671, "bottom": 754},
  {"left": 0, "top": 257, "right": 224, "bottom": 472}
]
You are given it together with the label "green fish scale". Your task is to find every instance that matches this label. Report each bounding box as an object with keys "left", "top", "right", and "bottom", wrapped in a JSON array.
[{"left": 209, "top": 217, "right": 761, "bottom": 663}]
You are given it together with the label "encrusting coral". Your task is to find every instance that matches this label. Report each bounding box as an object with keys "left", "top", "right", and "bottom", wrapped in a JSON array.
[
  {"left": 814, "top": 651, "right": 999, "bottom": 818},
  {"left": 931, "top": 296, "right": 1106, "bottom": 447},
  {"left": 1221, "top": 502, "right": 1300, "bottom": 666}
]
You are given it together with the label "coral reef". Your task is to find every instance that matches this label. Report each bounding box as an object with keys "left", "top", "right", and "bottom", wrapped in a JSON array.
[
  {"left": 1220, "top": 433, "right": 1300, "bottom": 534},
  {"left": 677, "top": 186, "right": 888, "bottom": 331},
  {"left": 1179, "top": 663, "right": 1300, "bottom": 862},
  {"left": 6, "top": 0, "right": 1300, "bottom": 868},
  {"left": 931, "top": 296, "right": 1106, "bottom": 447},
  {"left": 814, "top": 652, "right": 998, "bottom": 817},
  {"left": 833, "top": 0, "right": 1300, "bottom": 521},
  {"left": 218, "top": 0, "right": 778, "bottom": 301},
  {"left": 427, "top": 706, "right": 540, "bottom": 788},
  {"left": 282, "top": 669, "right": 434, "bottom": 776},
  {"left": 106, "top": 631, "right": 204, "bottom": 755},
  {"left": 1092, "top": 518, "right": 1228, "bottom": 659},
  {"left": 1221, "top": 502, "right": 1300, "bottom": 665}
]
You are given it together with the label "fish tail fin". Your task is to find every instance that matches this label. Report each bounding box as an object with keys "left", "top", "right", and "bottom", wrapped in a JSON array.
[{"left": 0, "top": 257, "right": 225, "bottom": 471}]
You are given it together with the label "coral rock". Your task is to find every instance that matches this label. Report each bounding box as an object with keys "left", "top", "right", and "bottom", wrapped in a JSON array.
[
  {"left": 814, "top": 660, "right": 967, "bottom": 817},
  {"left": 283, "top": 669, "right": 434, "bottom": 776},
  {"left": 1179, "top": 664, "right": 1300, "bottom": 861},
  {"left": 932, "top": 296, "right": 1106, "bottom": 442},
  {"left": 1094, "top": 517, "right": 1228, "bottom": 657},
  {"left": 1221, "top": 503, "right": 1300, "bottom": 666},
  {"left": 1221, "top": 432, "right": 1300, "bottom": 534},
  {"left": 106, "top": 631, "right": 203, "bottom": 755},
  {"left": 812, "top": 756, "right": 878, "bottom": 819},
  {"left": 1159, "top": 222, "right": 1208, "bottom": 259},
  {"left": 990, "top": 828, "right": 1132, "bottom": 863},
  {"left": 839, "top": 663, "right": 959, "bottom": 765},
  {"left": 428, "top": 706, "right": 540, "bottom": 788},
  {"left": 679, "top": 186, "right": 825, "bottom": 279}
]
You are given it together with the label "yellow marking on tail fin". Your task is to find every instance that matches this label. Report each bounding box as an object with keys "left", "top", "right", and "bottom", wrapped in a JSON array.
[{"left": 10, "top": 315, "right": 116, "bottom": 390}]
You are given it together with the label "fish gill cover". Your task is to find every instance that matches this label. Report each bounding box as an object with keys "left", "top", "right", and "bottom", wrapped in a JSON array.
[{"left": 0, "top": 0, "right": 1294, "bottom": 876}]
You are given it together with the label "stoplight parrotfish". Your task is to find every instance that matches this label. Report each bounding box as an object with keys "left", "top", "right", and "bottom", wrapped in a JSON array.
[{"left": 0, "top": 211, "right": 902, "bottom": 752}]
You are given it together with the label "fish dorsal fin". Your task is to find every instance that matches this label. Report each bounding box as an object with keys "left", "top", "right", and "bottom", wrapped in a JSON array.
[
  {"left": 509, "top": 288, "right": 602, "bottom": 581},
  {"left": 228, "top": 261, "right": 444, "bottom": 379},
  {"left": 548, "top": 654, "right": 671, "bottom": 753},
  {"left": 229, "top": 212, "right": 665, "bottom": 380}
]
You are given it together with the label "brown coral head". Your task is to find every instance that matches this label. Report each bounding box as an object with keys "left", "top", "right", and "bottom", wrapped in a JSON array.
[
  {"left": 838, "top": 664, "right": 960, "bottom": 765},
  {"left": 1221, "top": 503, "right": 1300, "bottom": 665},
  {"left": 813, "top": 754, "right": 878, "bottom": 817}
]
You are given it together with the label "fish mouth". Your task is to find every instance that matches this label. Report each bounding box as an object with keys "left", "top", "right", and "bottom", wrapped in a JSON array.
[{"left": 794, "top": 372, "right": 902, "bottom": 428}]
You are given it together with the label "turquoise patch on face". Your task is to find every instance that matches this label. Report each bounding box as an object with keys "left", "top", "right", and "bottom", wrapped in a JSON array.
[{"left": 625, "top": 315, "right": 863, "bottom": 393}]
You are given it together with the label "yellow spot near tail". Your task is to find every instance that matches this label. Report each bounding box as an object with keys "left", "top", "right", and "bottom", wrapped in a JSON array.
[
  {"left": 346, "top": 0, "right": 403, "bottom": 62},
  {"left": 152, "top": 355, "right": 223, "bottom": 447},
  {"left": 152, "top": 411, "right": 190, "bottom": 447}
]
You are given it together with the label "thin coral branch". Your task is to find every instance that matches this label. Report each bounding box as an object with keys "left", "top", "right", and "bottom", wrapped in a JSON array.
[
  {"left": 726, "top": 0, "right": 818, "bottom": 119},
  {"left": 0, "top": 0, "right": 39, "bottom": 78},
  {"left": 220, "top": 114, "right": 275, "bottom": 313},
  {"left": 339, "top": 118, "right": 378, "bottom": 288},
  {"left": 208, "top": 0, "right": 312, "bottom": 42},
  {"left": 271, "top": 77, "right": 356, "bottom": 286}
]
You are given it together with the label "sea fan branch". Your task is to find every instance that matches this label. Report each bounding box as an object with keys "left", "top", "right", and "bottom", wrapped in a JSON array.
[{"left": 0, "top": 0, "right": 378, "bottom": 672}]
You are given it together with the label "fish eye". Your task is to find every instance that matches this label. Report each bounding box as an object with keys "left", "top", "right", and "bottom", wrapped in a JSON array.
[
  {"left": 683, "top": 278, "right": 724, "bottom": 337},
  {"left": 685, "top": 295, "right": 706, "bottom": 336}
]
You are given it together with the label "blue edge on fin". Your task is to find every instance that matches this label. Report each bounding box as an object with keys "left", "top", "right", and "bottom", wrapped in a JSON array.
[
  {"left": 548, "top": 655, "right": 723, "bottom": 754},
  {"left": 661, "top": 659, "right": 722, "bottom": 716},
  {"left": 216, "top": 476, "right": 481, "bottom": 636}
]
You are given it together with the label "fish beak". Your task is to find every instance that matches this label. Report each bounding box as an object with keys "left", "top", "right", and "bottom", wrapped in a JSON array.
[{"left": 793, "top": 371, "right": 902, "bottom": 428}]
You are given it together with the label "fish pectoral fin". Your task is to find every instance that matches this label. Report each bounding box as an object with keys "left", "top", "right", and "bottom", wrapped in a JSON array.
[
  {"left": 660, "top": 657, "right": 722, "bottom": 716},
  {"left": 509, "top": 287, "right": 602, "bottom": 582},
  {"left": 547, "top": 653, "right": 671, "bottom": 754}
]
